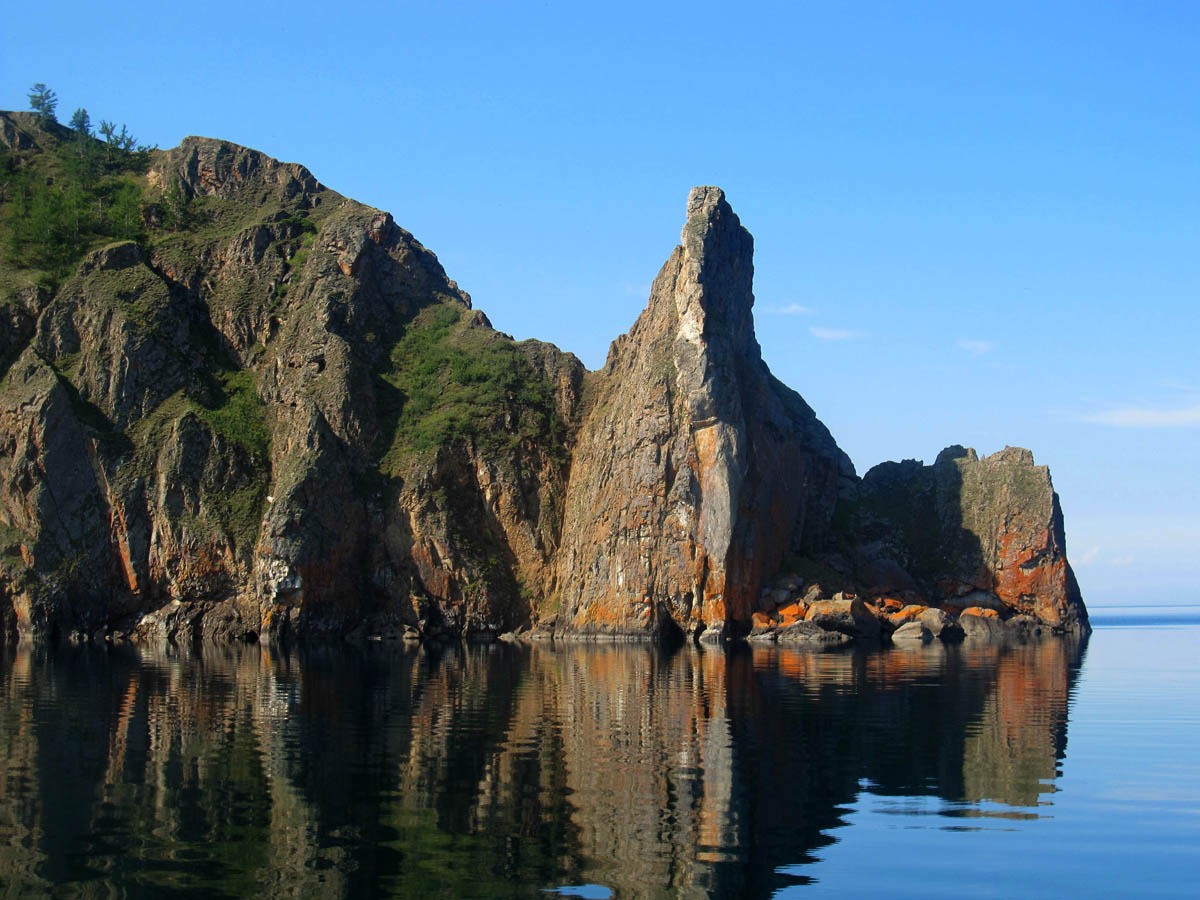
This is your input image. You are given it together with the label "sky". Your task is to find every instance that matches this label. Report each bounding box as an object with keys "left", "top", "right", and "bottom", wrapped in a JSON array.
[{"left": 3, "top": 1, "right": 1197, "bottom": 605}]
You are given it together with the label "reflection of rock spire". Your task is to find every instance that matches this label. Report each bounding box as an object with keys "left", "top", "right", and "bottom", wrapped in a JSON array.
[
  {"left": 0, "top": 634, "right": 1086, "bottom": 896},
  {"left": 508, "top": 646, "right": 747, "bottom": 894}
]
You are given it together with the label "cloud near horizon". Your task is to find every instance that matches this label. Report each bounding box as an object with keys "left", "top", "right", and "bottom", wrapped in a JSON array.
[
  {"left": 767, "top": 303, "right": 816, "bottom": 315},
  {"left": 956, "top": 338, "right": 994, "bottom": 355},
  {"left": 1081, "top": 404, "right": 1200, "bottom": 428},
  {"left": 809, "top": 326, "right": 863, "bottom": 341}
]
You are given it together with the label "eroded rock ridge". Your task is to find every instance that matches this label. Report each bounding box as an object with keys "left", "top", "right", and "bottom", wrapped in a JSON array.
[{"left": 0, "top": 115, "right": 1088, "bottom": 642}]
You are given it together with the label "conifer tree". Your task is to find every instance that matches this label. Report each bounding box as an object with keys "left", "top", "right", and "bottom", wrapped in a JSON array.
[
  {"left": 28, "top": 83, "right": 58, "bottom": 123},
  {"left": 69, "top": 108, "right": 91, "bottom": 136}
]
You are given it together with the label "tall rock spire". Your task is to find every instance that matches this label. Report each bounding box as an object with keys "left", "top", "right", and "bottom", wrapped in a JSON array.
[{"left": 552, "top": 187, "right": 852, "bottom": 639}]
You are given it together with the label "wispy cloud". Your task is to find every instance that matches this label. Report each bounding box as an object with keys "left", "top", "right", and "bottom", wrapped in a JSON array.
[
  {"left": 956, "top": 338, "right": 994, "bottom": 356},
  {"left": 767, "top": 303, "right": 816, "bottom": 316},
  {"left": 1081, "top": 404, "right": 1200, "bottom": 428},
  {"left": 809, "top": 326, "right": 862, "bottom": 342},
  {"left": 621, "top": 282, "right": 650, "bottom": 298},
  {"left": 1159, "top": 377, "right": 1200, "bottom": 394},
  {"left": 1071, "top": 545, "right": 1150, "bottom": 570}
]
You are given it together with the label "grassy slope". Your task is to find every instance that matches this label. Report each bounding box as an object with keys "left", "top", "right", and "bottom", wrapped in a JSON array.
[{"left": 378, "top": 300, "right": 567, "bottom": 474}]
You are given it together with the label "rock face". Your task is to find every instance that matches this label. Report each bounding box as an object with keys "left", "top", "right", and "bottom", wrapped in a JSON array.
[
  {"left": 0, "top": 116, "right": 1088, "bottom": 642},
  {"left": 553, "top": 187, "right": 854, "bottom": 639},
  {"left": 1, "top": 120, "right": 583, "bottom": 643},
  {"left": 845, "top": 446, "right": 1089, "bottom": 634}
]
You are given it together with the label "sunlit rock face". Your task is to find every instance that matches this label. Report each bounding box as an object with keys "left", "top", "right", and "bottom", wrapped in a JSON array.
[
  {"left": 0, "top": 121, "right": 584, "bottom": 643},
  {"left": 845, "top": 446, "right": 1090, "bottom": 634},
  {"left": 553, "top": 187, "right": 854, "bottom": 639},
  {"left": 0, "top": 112, "right": 1086, "bottom": 640}
]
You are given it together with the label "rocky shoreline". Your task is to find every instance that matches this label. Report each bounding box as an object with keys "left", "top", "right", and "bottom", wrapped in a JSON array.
[{"left": 30, "top": 585, "right": 1071, "bottom": 649}]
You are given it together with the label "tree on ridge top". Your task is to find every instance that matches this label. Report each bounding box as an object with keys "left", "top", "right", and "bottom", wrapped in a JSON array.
[{"left": 28, "top": 83, "right": 58, "bottom": 123}]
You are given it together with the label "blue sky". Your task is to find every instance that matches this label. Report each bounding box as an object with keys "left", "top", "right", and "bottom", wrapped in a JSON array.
[{"left": 4, "top": 1, "right": 1197, "bottom": 604}]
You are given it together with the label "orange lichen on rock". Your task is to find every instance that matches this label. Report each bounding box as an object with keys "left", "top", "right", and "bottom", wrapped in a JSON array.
[
  {"left": 887, "top": 605, "right": 928, "bottom": 626},
  {"left": 961, "top": 606, "right": 1000, "bottom": 619},
  {"left": 776, "top": 601, "right": 806, "bottom": 620},
  {"left": 993, "top": 530, "right": 1075, "bottom": 628},
  {"left": 572, "top": 597, "right": 645, "bottom": 632},
  {"left": 751, "top": 611, "right": 774, "bottom": 630}
]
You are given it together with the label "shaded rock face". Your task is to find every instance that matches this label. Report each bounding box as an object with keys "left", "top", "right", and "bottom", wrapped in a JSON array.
[
  {"left": 553, "top": 188, "right": 854, "bottom": 638},
  {"left": 1, "top": 130, "right": 583, "bottom": 642},
  {"left": 0, "top": 355, "right": 111, "bottom": 636},
  {"left": 845, "top": 446, "right": 1090, "bottom": 634},
  {"left": 0, "top": 123, "right": 1087, "bottom": 642}
]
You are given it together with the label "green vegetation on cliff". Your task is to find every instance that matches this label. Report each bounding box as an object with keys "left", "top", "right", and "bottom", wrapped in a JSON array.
[
  {"left": 378, "top": 301, "right": 567, "bottom": 471},
  {"left": 197, "top": 370, "right": 271, "bottom": 460},
  {"left": 0, "top": 111, "right": 150, "bottom": 290}
]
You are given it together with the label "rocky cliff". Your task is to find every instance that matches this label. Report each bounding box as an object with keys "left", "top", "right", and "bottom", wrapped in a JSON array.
[
  {"left": 0, "top": 112, "right": 1089, "bottom": 642},
  {"left": 841, "top": 445, "right": 1089, "bottom": 633},
  {"left": 553, "top": 187, "right": 854, "bottom": 640}
]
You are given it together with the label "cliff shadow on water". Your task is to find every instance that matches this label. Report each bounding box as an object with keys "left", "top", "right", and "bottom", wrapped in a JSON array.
[{"left": 0, "top": 636, "right": 1088, "bottom": 897}]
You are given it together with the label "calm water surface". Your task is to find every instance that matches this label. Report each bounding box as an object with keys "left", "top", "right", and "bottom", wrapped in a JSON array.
[{"left": 1, "top": 608, "right": 1197, "bottom": 898}]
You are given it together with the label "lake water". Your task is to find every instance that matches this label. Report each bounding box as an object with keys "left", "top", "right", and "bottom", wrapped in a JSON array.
[{"left": 1, "top": 607, "right": 1197, "bottom": 898}]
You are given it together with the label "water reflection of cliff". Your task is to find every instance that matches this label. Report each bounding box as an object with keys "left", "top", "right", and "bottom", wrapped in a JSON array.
[{"left": 0, "top": 636, "right": 1085, "bottom": 898}]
